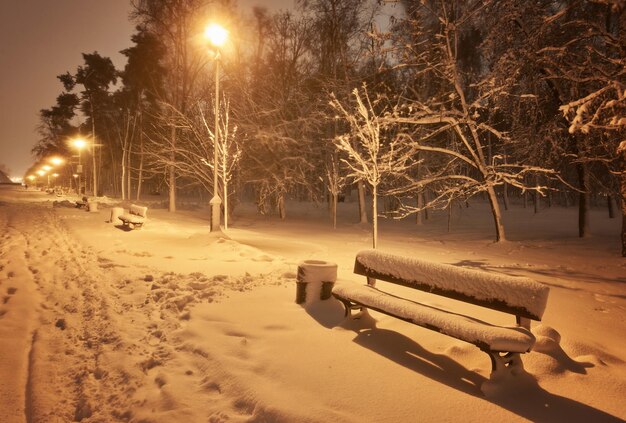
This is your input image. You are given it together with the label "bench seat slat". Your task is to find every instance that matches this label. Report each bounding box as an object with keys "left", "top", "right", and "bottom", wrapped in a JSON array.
[{"left": 333, "top": 283, "right": 535, "bottom": 353}]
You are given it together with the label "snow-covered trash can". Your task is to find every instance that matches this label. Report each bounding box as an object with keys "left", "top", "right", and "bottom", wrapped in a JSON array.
[
  {"left": 110, "top": 207, "right": 124, "bottom": 223},
  {"left": 296, "top": 260, "right": 337, "bottom": 305},
  {"left": 87, "top": 201, "right": 98, "bottom": 212}
]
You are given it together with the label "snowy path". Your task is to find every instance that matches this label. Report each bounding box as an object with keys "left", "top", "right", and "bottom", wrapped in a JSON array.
[{"left": 0, "top": 200, "right": 145, "bottom": 422}]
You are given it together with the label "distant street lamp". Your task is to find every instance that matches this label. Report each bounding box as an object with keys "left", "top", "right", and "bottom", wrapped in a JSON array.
[
  {"left": 40, "top": 166, "right": 52, "bottom": 188},
  {"left": 204, "top": 23, "right": 229, "bottom": 233},
  {"left": 49, "top": 156, "right": 64, "bottom": 166}
]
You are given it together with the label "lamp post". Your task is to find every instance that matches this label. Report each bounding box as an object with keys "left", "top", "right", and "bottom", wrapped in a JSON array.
[
  {"left": 48, "top": 157, "right": 64, "bottom": 189},
  {"left": 72, "top": 138, "right": 87, "bottom": 195},
  {"left": 26, "top": 175, "right": 36, "bottom": 189},
  {"left": 41, "top": 165, "right": 52, "bottom": 188},
  {"left": 205, "top": 23, "right": 228, "bottom": 233}
]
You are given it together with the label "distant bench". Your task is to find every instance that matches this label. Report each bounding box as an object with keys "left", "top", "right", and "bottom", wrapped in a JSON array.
[
  {"left": 332, "top": 250, "right": 550, "bottom": 376},
  {"left": 75, "top": 196, "right": 89, "bottom": 209},
  {"left": 118, "top": 204, "right": 148, "bottom": 230}
]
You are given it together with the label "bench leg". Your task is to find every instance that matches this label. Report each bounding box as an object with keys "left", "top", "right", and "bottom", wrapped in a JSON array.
[
  {"left": 336, "top": 297, "right": 367, "bottom": 319},
  {"left": 486, "top": 351, "right": 524, "bottom": 376}
]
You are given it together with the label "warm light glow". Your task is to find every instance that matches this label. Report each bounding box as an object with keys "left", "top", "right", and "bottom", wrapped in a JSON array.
[
  {"left": 49, "top": 157, "right": 64, "bottom": 166},
  {"left": 42, "top": 165, "right": 52, "bottom": 171},
  {"left": 204, "top": 23, "right": 228, "bottom": 47},
  {"left": 52, "top": 173, "right": 59, "bottom": 177},
  {"left": 72, "top": 138, "right": 87, "bottom": 150},
  {"left": 73, "top": 174, "right": 79, "bottom": 178},
  {"left": 27, "top": 175, "right": 36, "bottom": 181},
  {"left": 36, "top": 170, "right": 45, "bottom": 176}
]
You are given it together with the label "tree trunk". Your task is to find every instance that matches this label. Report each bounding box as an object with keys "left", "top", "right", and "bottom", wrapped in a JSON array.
[
  {"left": 607, "top": 195, "right": 615, "bottom": 219},
  {"left": 447, "top": 202, "right": 452, "bottom": 233},
  {"left": 222, "top": 151, "right": 229, "bottom": 230},
  {"left": 533, "top": 176, "right": 540, "bottom": 213},
  {"left": 136, "top": 117, "right": 144, "bottom": 201},
  {"left": 358, "top": 180, "right": 368, "bottom": 224},
  {"left": 121, "top": 145, "right": 127, "bottom": 201},
  {"left": 577, "top": 162, "right": 590, "bottom": 238},
  {"left": 416, "top": 192, "right": 423, "bottom": 225},
  {"left": 90, "top": 99, "right": 98, "bottom": 197},
  {"left": 168, "top": 125, "right": 176, "bottom": 213},
  {"left": 487, "top": 186, "right": 506, "bottom": 242},
  {"left": 127, "top": 127, "right": 132, "bottom": 201},
  {"left": 278, "top": 193, "right": 286, "bottom": 220},
  {"left": 618, "top": 142, "right": 626, "bottom": 256},
  {"left": 503, "top": 183, "right": 509, "bottom": 211},
  {"left": 331, "top": 192, "right": 338, "bottom": 229},
  {"left": 547, "top": 189, "right": 552, "bottom": 208},
  {"left": 372, "top": 184, "right": 378, "bottom": 248}
]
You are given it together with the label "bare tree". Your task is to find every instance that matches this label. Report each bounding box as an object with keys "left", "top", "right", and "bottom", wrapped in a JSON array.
[
  {"left": 387, "top": 0, "right": 561, "bottom": 242},
  {"left": 198, "top": 98, "right": 241, "bottom": 230},
  {"left": 331, "top": 86, "right": 415, "bottom": 248}
]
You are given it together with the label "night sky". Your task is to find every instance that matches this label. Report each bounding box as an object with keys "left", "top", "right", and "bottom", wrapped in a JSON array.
[{"left": 0, "top": 0, "right": 294, "bottom": 180}]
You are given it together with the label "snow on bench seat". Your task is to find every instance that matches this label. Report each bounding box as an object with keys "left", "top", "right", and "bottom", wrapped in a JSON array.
[
  {"left": 332, "top": 283, "right": 535, "bottom": 353},
  {"left": 355, "top": 249, "right": 549, "bottom": 321},
  {"left": 118, "top": 205, "right": 148, "bottom": 229}
]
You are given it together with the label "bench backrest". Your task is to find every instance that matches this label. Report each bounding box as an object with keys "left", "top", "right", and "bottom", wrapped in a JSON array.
[
  {"left": 354, "top": 249, "right": 549, "bottom": 321},
  {"left": 129, "top": 204, "right": 148, "bottom": 218}
]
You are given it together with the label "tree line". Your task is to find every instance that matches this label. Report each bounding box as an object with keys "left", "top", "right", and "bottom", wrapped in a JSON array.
[{"left": 30, "top": 0, "right": 625, "bottom": 254}]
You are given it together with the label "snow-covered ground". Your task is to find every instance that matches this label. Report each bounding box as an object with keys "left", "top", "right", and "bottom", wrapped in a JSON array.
[{"left": 0, "top": 185, "right": 624, "bottom": 422}]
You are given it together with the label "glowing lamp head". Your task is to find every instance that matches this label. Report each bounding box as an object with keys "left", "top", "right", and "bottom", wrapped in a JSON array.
[
  {"left": 49, "top": 157, "right": 64, "bottom": 166},
  {"left": 73, "top": 138, "right": 87, "bottom": 150},
  {"left": 204, "top": 23, "right": 228, "bottom": 47},
  {"left": 27, "top": 175, "right": 36, "bottom": 181},
  {"left": 52, "top": 173, "right": 59, "bottom": 178},
  {"left": 42, "top": 165, "right": 52, "bottom": 171},
  {"left": 36, "top": 170, "right": 45, "bottom": 176}
]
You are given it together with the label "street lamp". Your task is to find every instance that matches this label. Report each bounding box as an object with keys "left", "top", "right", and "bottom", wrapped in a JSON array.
[
  {"left": 38, "top": 167, "right": 50, "bottom": 188},
  {"left": 72, "top": 138, "right": 87, "bottom": 195},
  {"left": 26, "top": 175, "right": 36, "bottom": 189},
  {"left": 204, "top": 23, "right": 228, "bottom": 233},
  {"left": 49, "top": 157, "right": 64, "bottom": 166}
]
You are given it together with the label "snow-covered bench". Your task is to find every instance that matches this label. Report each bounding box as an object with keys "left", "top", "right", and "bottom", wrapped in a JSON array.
[
  {"left": 75, "top": 196, "right": 89, "bottom": 209},
  {"left": 332, "top": 249, "right": 550, "bottom": 376},
  {"left": 118, "top": 204, "right": 148, "bottom": 230}
]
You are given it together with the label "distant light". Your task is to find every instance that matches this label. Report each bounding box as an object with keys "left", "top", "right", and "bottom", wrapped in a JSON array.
[
  {"left": 49, "top": 157, "right": 64, "bottom": 165},
  {"left": 72, "top": 138, "right": 87, "bottom": 150},
  {"left": 36, "top": 170, "right": 45, "bottom": 176},
  {"left": 204, "top": 23, "right": 228, "bottom": 47},
  {"left": 27, "top": 175, "right": 36, "bottom": 181},
  {"left": 52, "top": 173, "right": 59, "bottom": 177},
  {"left": 42, "top": 165, "right": 52, "bottom": 171}
]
